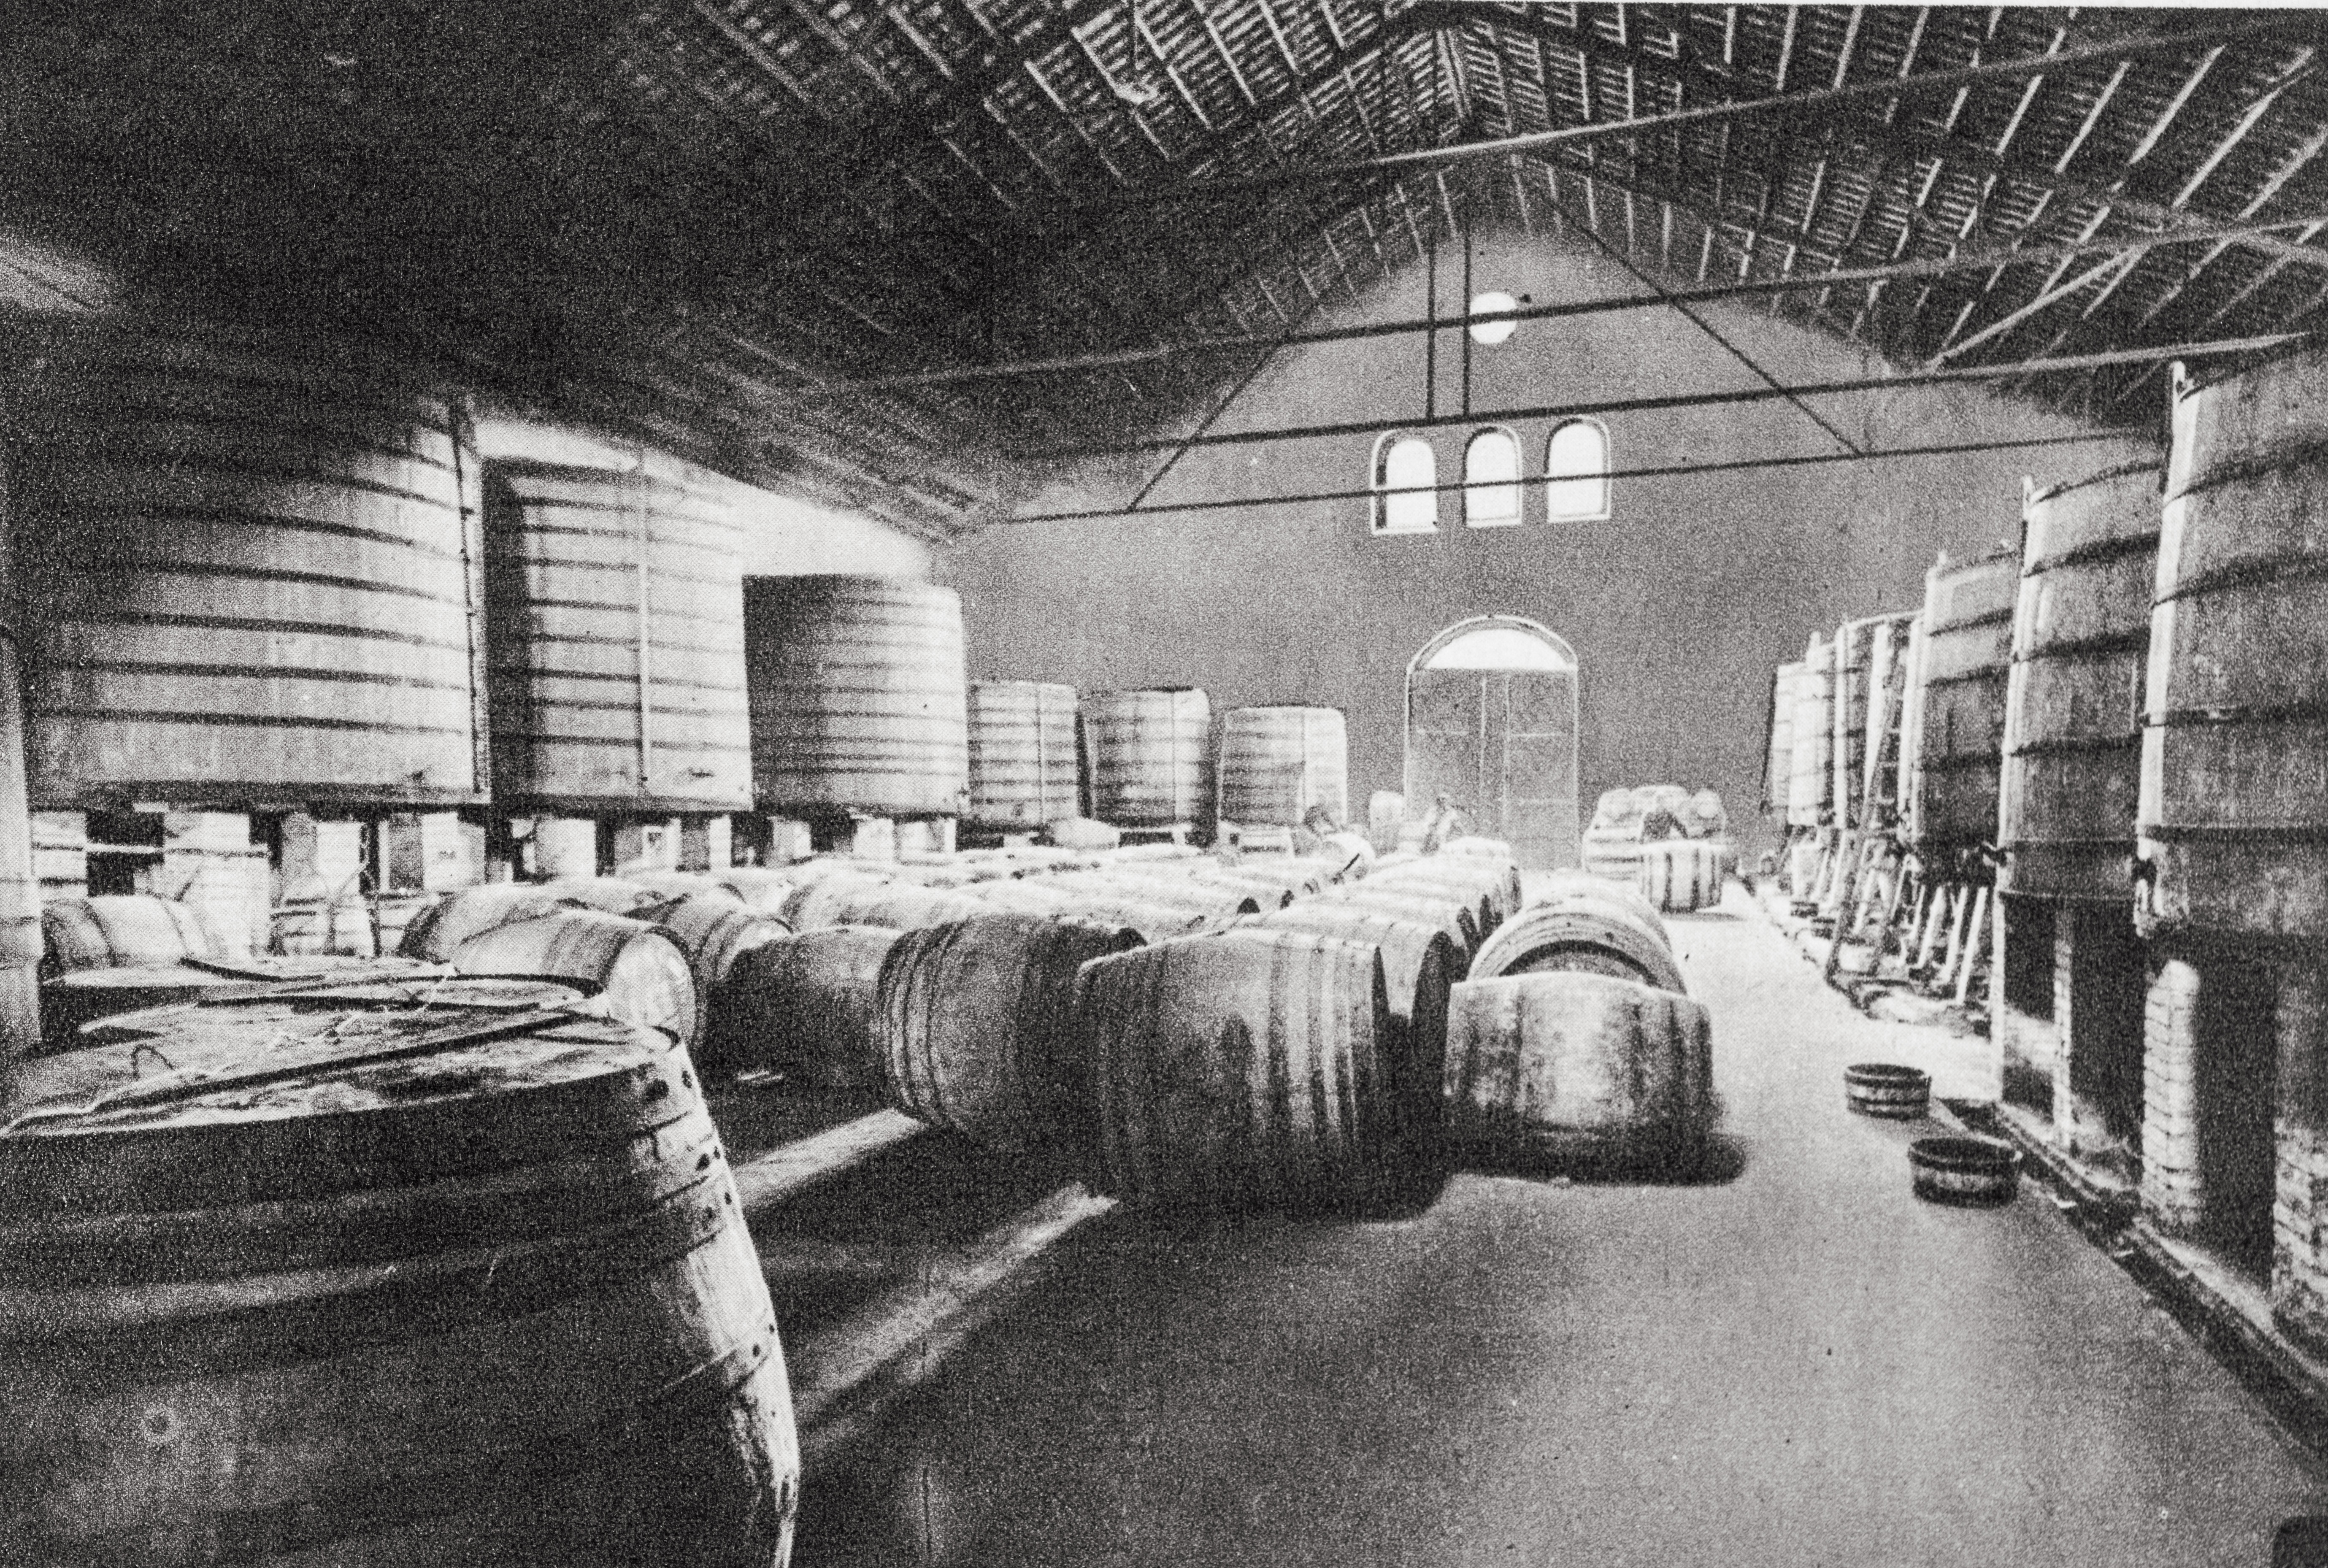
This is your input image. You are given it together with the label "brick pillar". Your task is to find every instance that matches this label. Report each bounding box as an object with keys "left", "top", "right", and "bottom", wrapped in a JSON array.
[
  {"left": 2143, "top": 953, "right": 2205, "bottom": 1233},
  {"left": 609, "top": 817, "right": 681, "bottom": 873},
  {"left": 2274, "top": 961, "right": 2328, "bottom": 1352},
  {"left": 2052, "top": 904, "right": 2147, "bottom": 1166}
]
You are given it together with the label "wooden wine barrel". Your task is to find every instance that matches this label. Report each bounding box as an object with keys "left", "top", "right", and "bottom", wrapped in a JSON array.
[
  {"left": 1078, "top": 932, "right": 1397, "bottom": 1211},
  {"left": 1217, "top": 706, "right": 1348, "bottom": 829},
  {"left": 784, "top": 876, "right": 986, "bottom": 933},
  {"left": 880, "top": 914, "right": 1143, "bottom": 1149},
  {"left": 1040, "top": 871, "right": 1259, "bottom": 926},
  {"left": 542, "top": 877, "right": 665, "bottom": 917},
  {"left": 1580, "top": 829, "right": 1643, "bottom": 884},
  {"left": 1907, "top": 551, "right": 2018, "bottom": 850},
  {"left": 987, "top": 885, "right": 1210, "bottom": 944},
  {"left": 1766, "top": 662, "right": 1805, "bottom": 815},
  {"left": 1319, "top": 885, "right": 1479, "bottom": 960},
  {"left": 444, "top": 909, "right": 698, "bottom": 1046},
  {"left": 705, "top": 924, "right": 901, "bottom": 1084},
  {"left": 639, "top": 889, "right": 788, "bottom": 1037},
  {"left": 397, "top": 884, "right": 583, "bottom": 962},
  {"left": 965, "top": 680, "right": 1079, "bottom": 832},
  {"left": 41, "top": 895, "right": 228, "bottom": 975},
  {"left": 1366, "top": 790, "right": 1406, "bottom": 853},
  {"left": 2001, "top": 463, "right": 2165, "bottom": 901},
  {"left": 0, "top": 988, "right": 797, "bottom": 1565},
  {"left": 1639, "top": 840, "right": 1723, "bottom": 914},
  {"left": 1442, "top": 971, "right": 1714, "bottom": 1176},
  {"left": 1683, "top": 792, "right": 1728, "bottom": 840},
  {"left": 1787, "top": 633, "right": 1832, "bottom": 827},
  {"left": 1082, "top": 688, "right": 1211, "bottom": 827},
  {"left": 2141, "top": 351, "right": 2328, "bottom": 938},
  {"left": 10, "top": 318, "right": 487, "bottom": 809},
  {"left": 1366, "top": 860, "right": 1507, "bottom": 935},
  {"left": 1534, "top": 871, "right": 1670, "bottom": 944},
  {"left": 483, "top": 462, "right": 752, "bottom": 813},
  {"left": 1247, "top": 904, "right": 1460, "bottom": 1129},
  {"left": 1466, "top": 900, "right": 1687, "bottom": 994},
  {"left": 745, "top": 576, "right": 968, "bottom": 817},
  {"left": 1588, "top": 789, "right": 1639, "bottom": 831}
]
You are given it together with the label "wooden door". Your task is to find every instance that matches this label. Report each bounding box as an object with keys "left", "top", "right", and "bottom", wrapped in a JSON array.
[{"left": 1406, "top": 668, "right": 1579, "bottom": 869}]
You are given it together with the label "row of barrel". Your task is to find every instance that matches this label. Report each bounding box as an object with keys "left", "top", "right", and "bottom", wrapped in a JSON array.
[
  {"left": 0, "top": 841, "right": 1715, "bottom": 1565},
  {"left": 1767, "top": 339, "right": 2328, "bottom": 944},
  {"left": 32, "top": 840, "right": 1714, "bottom": 1194}
]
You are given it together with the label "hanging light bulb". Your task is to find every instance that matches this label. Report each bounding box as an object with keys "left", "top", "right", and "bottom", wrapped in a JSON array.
[{"left": 1468, "top": 291, "right": 1519, "bottom": 346}]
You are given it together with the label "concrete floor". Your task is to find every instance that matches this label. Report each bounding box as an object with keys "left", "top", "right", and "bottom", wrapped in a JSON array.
[{"left": 798, "top": 885, "right": 2328, "bottom": 1566}]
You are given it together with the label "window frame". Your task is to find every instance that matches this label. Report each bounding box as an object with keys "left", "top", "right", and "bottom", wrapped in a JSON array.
[
  {"left": 1371, "top": 430, "right": 1440, "bottom": 535},
  {"left": 1462, "top": 425, "right": 1525, "bottom": 528},
  {"left": 1544, "top": 416, "right": 1612, "bottom": 523}
]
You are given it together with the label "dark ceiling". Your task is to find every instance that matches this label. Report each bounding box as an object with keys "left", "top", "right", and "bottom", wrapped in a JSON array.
[{"left": 7, "top": 4, "right": 2328, "bottom": 539}]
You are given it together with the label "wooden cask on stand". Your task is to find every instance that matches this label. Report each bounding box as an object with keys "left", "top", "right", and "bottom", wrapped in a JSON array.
[
  {"left": 483, "top": 462, "right": 754, "bottom": 814},
  {"left": 1082, "top": 689, "right": 1211, "bottom": 829},
  {"left": 745, "top": 576, "right": 969, "bottom": 821},
  {"left": 2000, "top": 463, "right": 2163, "bottom": 902},
  {"left": 1907, "top": 551, "right": 2019, "bottom": 852},
  {"left": 1217, "top": 706, "right": 1348, "bottom": 830},
  {"left": 965, "top": 680, "right": 1080, "bottom": 833}
]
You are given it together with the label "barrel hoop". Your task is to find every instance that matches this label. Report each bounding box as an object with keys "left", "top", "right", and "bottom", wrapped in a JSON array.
[
  {"left": 71, "top": 660, "right": 472, "bottom": 693},
  {"left": 2141, "top": 823, "right": 2328, "bottom": 843},
  {"left": 489, "top": 597, "right": 743, "bottom": 627},
  {"left": 60, "top": 504, "right": 467, "bottom": 561},
  {"left": 3, "top": 1171, "right": 739, "bottom": 1372},
  {"left": 60, "top": 558, "right": 467, "bottom": 608},
  {"left": 36, "top": 706, "right": 474, "bottom": 737},
  {"left": 1919, "top": 666, "right": 2012, "bottom": 689},
  {"left": 2026, "top": 460, "right": 2166, "bottom": 506},
  {"left": 49, "top": 446, "right": 461, "bottom": 511},
  {"left": 2000, "top": 837, "right": 2135, "bottom": 850},
  {"left": 2010, "top": 629, "right": 2150, "bottom": 662},
  {"left": 62, "top": 391, "right": 460, "bottom": 463},
  {"left": 2004, "top": 734, "right": 2140, "bottom": 759},
  {"left": 2147, "top": 700, "right": 2328, "bottom": 728},
  {"left": 1920, "top": 753, "right": 2002, "bottom": 775},
  {"left": 491, "top": 670, "right": 747, "bottom": 699},
  {"left": 1925, "top": 607, "right": 2017, "bottom": 635},
  {"left": 76, "top": 611, "right": 471, "bottom": 653},
  {"left": 2022, "top": 530, "right": 2162, "bottom": 577},
  {"left": 493, "top": 558, "right": 741, "bottom": 594},
  {"left": 2166, "top": 437, "right": 2328, "bottom": 505},
  {"left": 2154, "top": 553, "right": 2328, "bottom": 608},
  {"left": 24, "top": 1325, "right": 778, "bottom": 1567}
]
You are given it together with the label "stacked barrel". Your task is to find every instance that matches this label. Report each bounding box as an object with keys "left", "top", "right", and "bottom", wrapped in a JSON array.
[
  {"left": 2137, "top": 350, "right": 2328, "bottom": 1344},
  {"left": 1998, "top": 463, "right": 2161, "bottom": 1165}
]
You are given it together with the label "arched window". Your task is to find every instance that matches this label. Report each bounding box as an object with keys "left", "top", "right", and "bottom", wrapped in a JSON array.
[
  {"left": 1545, "top": 417, "right": 1611, "bottom": 522},
  {"left": 1463, "top": 427, "right": 1522, "bottom": 527},
  {"left": 1372, "top": 432, "right": 1438, "bottom": 534}
]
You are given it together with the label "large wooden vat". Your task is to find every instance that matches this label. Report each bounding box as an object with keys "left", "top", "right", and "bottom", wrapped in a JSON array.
[
  {"left": 1082, "top": 688, "right": 1211, "bottom": 827},
  {"left": 1832, "top": 612, "right": 1917, "bottom": 833},
  {"left": 2141, "top": 351, "right": 2328, "bottom": 938},
  {"left": 484, "top": 462, "right": 752, "bottom": 813},
  {"left": 965, "top": 680, "right": 1079, "bottom": 832},
  {"left": 745, "top": 576, "right": 968, "bottom": 818},
  {"left": 1766, "top": 662, "right": 1805, "bottom": 816},
  {"left": 1907, "top": 551, "right": 2018, "bottom": 850},
  {"left": 9, "top": 319, "right": 488, "bottom": 809},
  {"left": 2000, "top": 463, "right": 2163, "bottom": 901},
  {"left": 1216, "top": 706, "right": 1348, "bottom": 828},
  {"left": 0, "top": 986, "right": 798, "bottom": 1565},
  {"left": 1786, "top": 634, "right": 1831, "bottom": 828}
]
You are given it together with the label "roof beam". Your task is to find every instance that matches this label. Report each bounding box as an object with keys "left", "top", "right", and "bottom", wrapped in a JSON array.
[{"left": 1092, "top": 13, "right": 2301, "bottom": 206}]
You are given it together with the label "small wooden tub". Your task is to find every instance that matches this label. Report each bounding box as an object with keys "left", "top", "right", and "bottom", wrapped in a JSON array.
[
  {"left": 1844, "top": 1062, "right": 1932, "bottom": 1120},
  {"left": 1909, "top": 1135, "right": 2020, "bottom": 1206}
]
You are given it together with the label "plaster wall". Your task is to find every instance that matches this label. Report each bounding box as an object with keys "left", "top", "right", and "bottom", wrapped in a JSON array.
[{"left": 942, "top": 229, "right": 2157, "bottom": 854}]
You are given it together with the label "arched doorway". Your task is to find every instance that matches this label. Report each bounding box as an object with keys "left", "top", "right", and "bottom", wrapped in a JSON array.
[{"left": 1406, "top": 616, "right": 1580, "bottom": 870}]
